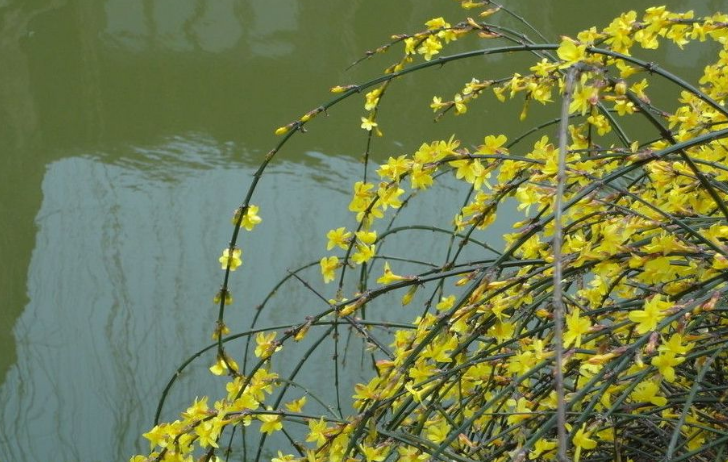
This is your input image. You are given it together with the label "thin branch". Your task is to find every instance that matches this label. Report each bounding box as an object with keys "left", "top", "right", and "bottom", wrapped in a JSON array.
[{"left": 553, "top": 66, "right": 578, "bottom": 462}]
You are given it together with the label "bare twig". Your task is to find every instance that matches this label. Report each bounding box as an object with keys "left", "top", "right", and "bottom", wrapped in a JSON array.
[{"left": 553, "top": 66, "right": 579, "bottom": 462}]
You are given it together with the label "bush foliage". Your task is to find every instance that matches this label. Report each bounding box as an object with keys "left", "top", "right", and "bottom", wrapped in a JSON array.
[{"left": 133, "top": 3, "right": 728, "bottom": 462}]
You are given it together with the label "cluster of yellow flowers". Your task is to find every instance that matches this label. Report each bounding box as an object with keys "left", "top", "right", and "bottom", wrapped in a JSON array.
[{"left": 132, "top": 4, "right": 728, "bottom": 462}]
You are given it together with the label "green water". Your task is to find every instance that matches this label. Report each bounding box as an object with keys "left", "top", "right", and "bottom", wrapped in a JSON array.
[{"left": 0, "top": 0, "right": 723, "bottom": 460}]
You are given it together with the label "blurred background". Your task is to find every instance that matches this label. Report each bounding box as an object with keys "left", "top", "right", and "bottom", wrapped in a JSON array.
[{"left": 0, "top": 0, "right": 724, "bottom": 460}]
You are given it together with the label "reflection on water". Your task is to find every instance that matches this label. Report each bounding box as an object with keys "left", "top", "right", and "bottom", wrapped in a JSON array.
[
  {"left": 0, "top": 135, "right": 357, "bottom": 461},
  {"left": 2, "top": 0, "right": 728, "bottom": 460},
  {"left": 104, "top": 0, "right": 300, "bottom": 55},
  {"left": 0, "top": 133, "right": 467, "bottom": 461}
]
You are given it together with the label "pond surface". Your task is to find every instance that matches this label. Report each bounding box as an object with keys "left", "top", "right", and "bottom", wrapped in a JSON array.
[{"left": 0, "top": 1, "right": 724, "bottom": 460}]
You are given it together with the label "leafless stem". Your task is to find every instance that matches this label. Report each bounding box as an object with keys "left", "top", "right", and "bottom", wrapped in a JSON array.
[{"left": 554, "top": 66, "right": 578, "bottom": 462}]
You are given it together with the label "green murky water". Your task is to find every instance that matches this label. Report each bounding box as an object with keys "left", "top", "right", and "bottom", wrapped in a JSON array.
[{"left": 0, "top": 1, "right": 723, "bottom": 460}]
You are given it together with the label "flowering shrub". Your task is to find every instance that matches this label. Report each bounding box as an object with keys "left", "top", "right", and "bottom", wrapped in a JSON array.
[{"left": 132, "top": 3, "right": 728, "bottom": 462}]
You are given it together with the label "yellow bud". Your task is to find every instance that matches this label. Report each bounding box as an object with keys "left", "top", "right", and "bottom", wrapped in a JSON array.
[
  {"left": 401, "top": 285, "right": 418, "bottom": 306},
  {"left": 519, "top": 102, "right": 529, "bottom": 121},
  {"left": 275, "top": 126, "right": 289, "bottom": 135},
  {"left": 294, "top": 323, "right": 310, "bottom": 341},
  {"left": 479, "top": 7, "right": 501, "bottom": 17},
  {"left": 330, "top": 85, "right": 347, "bottom": 93},
  {"left": 536, "top": 308, "right": 551, "bottom": 318}
]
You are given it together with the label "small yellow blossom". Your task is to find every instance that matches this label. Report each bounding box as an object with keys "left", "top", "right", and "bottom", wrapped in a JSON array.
[
  {"left": 651, "top": 350, "right": 684, "bottom": 382},
  {"left": 284, "top": 396, "right": 307, "bottom": 413},
  {"left": 572, "top": 424, "right": 597, "bottom": 462},
  {"left": 326, "top": 227, "right": 352, "bottom": 250},
  {"left": 361, "top": 115, "right": 378, "bottom": 131},
  {"left": 631, "top": 379, "right": 667, "bottom": 407},
  {"left": 306, "top": 418, "right": 329, "bottom": 447},
  {"left": 232, "top": 205, "right": 262, "bottom": 231},
  {"left": 426, "top": 419, "right": 451, "bottom": 444},
  {"left": 258, "top": 410, "right": 283, "bottom": 434},
  {"left": 557, "top": 37, "right": 587, "bottom": 66},
  {"left": 320, "top": 256, "right": 339, "bottom": 283},
  {"left": 255, "top": 332, "right": 282, "bottom": 359},
  {"left": 377, "top": 262, "right": 409, "bottom": 284},
  {"left": 436, "top": 294, "right": 457, "bottom": 311},
  {"left": 563, "top": 308, "right": 592, "bottom": 348},
  {"left": 475, "top": 134, "right": 508, "bottom": 154},
  {"left": 352, "top": 243, "right": 376, "bottom": 264},
  {"left": 418, "top": 35, "right": 443, "bottom": 61},
  {"left": 628, "top": 294, "right": 671, "bottom": 334},
  {"left": 219, "top": 248, "right": 243, "bottom": 271}
]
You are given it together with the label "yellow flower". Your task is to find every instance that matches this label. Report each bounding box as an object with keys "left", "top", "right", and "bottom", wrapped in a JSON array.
[
  {"left": 320, "top": 256, "right": 339, "bottom": 283},
  {"left": 587, "top": 113, "right": 611, "bottom": 136},
  {"left": 209, "top": 354, "right": 239, "bottom": 376},
  {"left": 417, "top": 35, "right": 443, "bottom": 61},
  {"left": 195, "top": 419, "right": 222, "bottom": 448},
  {"left": 603, "top": 10, "right": 637, "bottom": 54},
  {"left": 255, "top": 332, "right": 282, "bottom": 359},
  {"left": 450, "top": 158, "right": 485, "bottom": 188},
  {"left": 651, "top": 350, "right": 684, "bottom": 383},
  {"left": 349, "top": 181, "right": 376, "bottom": 213},
  {"left": 213, "top": 289, "right": 233, "bottom": 306},
  {"left": 436, "top": 294, "right": 456, "bottom": 311},
  {"left": 557, "top": 37, "right": 587, "bottom": 66},
  {"left": 712, "top": 253, "right": 728, "bottom": 270},
  {"left": 563, "top": 308, "right": 592, "bottom": 348},
  {"left": 326, "top": 227, "right": 352, "bottom": 250},
  {"left": 377, "top": 155, "right": 411, "bottom": 180},
  {"left": 403, "top": 37, "right": 417, "bottom": 55},
  {"left": 359, "top": 443, "right": 390, "bottom": 462},
  {"left": 628, "top": 294, "right": 671, "bottom": 334},
  {"left": 183, "top": 396, "right": 209, "bottom": 420},
  {"left": 410, "top": 163, "right": 434, "bottom": 189},
  {"left": 569, "top": 82, "right": 598, "bottom": 115},
  {"left": 425, "top": 17, "right": 449, "bottom": 30},
  {"left": 530, "top": 438, "right": 557, "bottom": 460},
  {"left": 377, "top": 262, "right": 409, "bottom": 284},
  {"left": 284, "top": 396, "right": 307, "bottom": 413},
  {"left": 631, "top": 379, "right": 667, "bottom": 407},
  {"left": 658, "top": 333, "right": 691, "bottom": 355},
  {"left": 142, "top": 424, "right": 170, "bottom": 450},
  {"left": 431, "top": 96, "right": 446, "bottom": 111},
  {"left": 360, "top": 115, "right": 378, "bottom": 131},
  {"left": 453, "top": 93, "right": 467, "bottom": 114},
  {"left": 377, "top": 183, "right": 404, "bottom": 209},
  {"left": 306, "top": 418, "right": 329, "bottom": 447},
  {"left": 572, "top": 424, "right": 597, "bottom": 462},
  {"left": 258, "top": 409, "right": 283, "bottom": 434},
  {"left": 272, "top": 451, "right": 296, "bottom": 462},
  {"left": 475, "top": 134, "right": 508, "bottom": 154},
  {"left": 426, "top": 419, "right": 451, "bottom": 443},
  {"left": 232, "top": 205, "right": 262, "bottom": 231},
  {"left": 488, "top": 320, "right": 515, "bottom": 342},
  {"left": 398, "top": 446, "right": 429, "bottom": 462},
  {"left": 614, "top": 98, "right": 635, "bottom": 116},
  {"left": 364, "top": 88, "right": 381, "bottom": 111},
  {"left": 401, "top": 284, "right": 418, "bottom": 306},
  {"left": 219, "top": 248, "right": 242, "bottom": 271},
  {"left": 356, "top": 230, "right": 377, "bottom": 244},
  {"left": 352, "top": 243, "right": 376, "bottom": 264},
  {"left": 631, "top": 78, "right": 650, "bottom": 103},
  {"left": 506, "top": 397, "right": 532, "bottom": 425}
]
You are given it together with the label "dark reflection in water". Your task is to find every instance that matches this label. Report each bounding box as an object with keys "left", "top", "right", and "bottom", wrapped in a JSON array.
[
  {"left": 0, "top": 136, "right": 466, "bottom": 461},
  {"left": 1, "top": 0, "right": 727, "bottom": 460}
]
